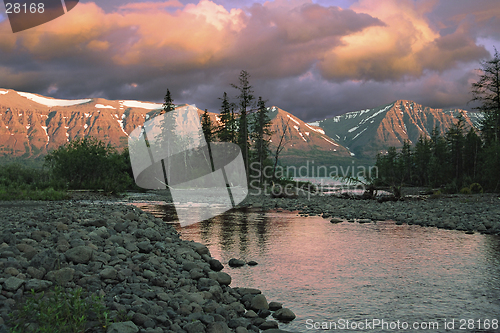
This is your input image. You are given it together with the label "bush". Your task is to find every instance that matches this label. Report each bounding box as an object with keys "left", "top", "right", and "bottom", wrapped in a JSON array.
[
  {"left": 0, "top": 187, "right": 68, "bottom": 201},
  {"left": 430, "top": 189, "right": 442, "bottom": 199},
  {"left": 469, "top": 183, "right": 483, "bottom": 194},
  {"left": 9, "top": 286, "right": 110, "bottom": 333},
  {"left": 460, "top": 187, "right": 472, "bottom": 194},
  {"left": 44, "top": 137, "right": 132, "bottom": 193}
]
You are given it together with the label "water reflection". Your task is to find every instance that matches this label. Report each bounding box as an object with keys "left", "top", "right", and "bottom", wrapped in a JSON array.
[{"left": 138, "top": 204, "right": 500, "bottom": 333}]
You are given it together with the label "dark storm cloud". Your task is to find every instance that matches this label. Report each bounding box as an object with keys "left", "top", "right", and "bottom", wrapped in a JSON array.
[{"left": 0, "top": 0, "right": 498, "bottom": 121}]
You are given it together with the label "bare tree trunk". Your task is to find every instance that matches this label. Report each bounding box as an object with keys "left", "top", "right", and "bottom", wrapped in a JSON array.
[{"left": 272, "top": 118, "right": 290, "bottom": 181}]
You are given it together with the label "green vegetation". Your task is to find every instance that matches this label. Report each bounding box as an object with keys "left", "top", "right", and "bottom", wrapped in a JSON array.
[
  {"left": 1, "top": 137, "right": 135, "bottom": 200},
  {"left": 44, "top": 137, "right": 133, "bottom": 194},
  {"left": 375, "top": 119, "right": 498, "bottom": 192},
  {"left": 0, "top": 162, "right": 67, "bottom": 200},
  {"left": 376, "top": 49, "right": 500, "bottom": 193},
  {"left": 9, "top": 287, "right": 111, "bottom": 333},
  {"left": 199, "top": 70, "right": 276, "bottom": 186}
]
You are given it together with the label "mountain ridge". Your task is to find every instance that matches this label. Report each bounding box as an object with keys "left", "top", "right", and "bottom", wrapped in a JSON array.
[
  {"left": 312, "top": 99, "right": 483, "bottom": 158},
  {"left": 0, "top": 88, "right": 482, "bottom": 163}
]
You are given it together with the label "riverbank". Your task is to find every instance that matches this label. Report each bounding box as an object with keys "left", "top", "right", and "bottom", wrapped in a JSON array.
[
  {"left": 97, "top": 188, "right": 500, "bottom": 236},
  {"left": 239, "top": 189, "right": 500, "bottom": 235},
  {"left": 0, "top": 201, "right": 295, "bottom": 333},
  {"left": 65, "top": 188, "right": 500, "bottom": 235}
]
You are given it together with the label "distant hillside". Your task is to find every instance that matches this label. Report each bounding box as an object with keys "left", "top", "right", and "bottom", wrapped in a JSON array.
[
  {"left": 313, "top": 100, "right": 483, "bottom": 158},
  {"left": 0, "top": 89, "right": 351, "bottom": 166},
  {"left": 0, "top": 89, "right": 482, "bottom": 167}
]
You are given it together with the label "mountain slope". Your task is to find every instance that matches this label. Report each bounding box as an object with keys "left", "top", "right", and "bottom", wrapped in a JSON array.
[
  {"left": 314, "top": 100, "right": 483, "bottom": 158},
  {"left": 0, "top": 89, "right": 350, "bottom": 162},
  {"left": 266, "top": 106, "right": 351, "bottom": 159},
  {"left": 0, "top": 89, "right": 214, "bottom": 157}
]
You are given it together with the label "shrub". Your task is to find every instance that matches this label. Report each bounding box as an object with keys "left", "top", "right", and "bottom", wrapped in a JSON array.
[
  {"left": 469, "top": 183, "right": 483, "bottom": 194},
  {"left": 9, "top": 286, "right": 110, "bottom": 333},
  {"left": 460, "top": 187, "right": 472, "bottom": 195},
  {"left": 430, "top": 189, "right": 442, "bottom": 199},
  {"left": 44, "top": 137, "right": 132, "bottom": 193}
]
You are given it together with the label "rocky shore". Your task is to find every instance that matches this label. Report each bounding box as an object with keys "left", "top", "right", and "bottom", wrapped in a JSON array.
[
  {"left": 239, "top": 189, "right": 500, "bottom": 235},
  {"left": 0, "top": 201, "right": 296, "bottom": 333},
  {"left": 2, "top": 188, "right": 498, "bottom": 332},
  {"left": 113, "top": 188, "right": 500, "bottom": 236}
]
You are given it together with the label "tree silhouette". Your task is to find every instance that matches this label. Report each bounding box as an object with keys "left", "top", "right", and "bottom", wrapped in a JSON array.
[
  {"left": 470, "top": 47, "right": 500, "bottom": 143},
  {"left": 231, "top": 70, "right": 255, "bottom": 173}
]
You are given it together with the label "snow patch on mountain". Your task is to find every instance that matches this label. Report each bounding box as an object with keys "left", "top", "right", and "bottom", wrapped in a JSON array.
[
  {"left": 117, "top": 119, "right": 128, "bottom": 136},
  {"left": 322, "top": 137, "right": 338, "bottom": 146},
  {"left": 304, "top": 123, "right": 325, "bottom": 134},
  {"left": 287, "top": 114, "right": 300, "bottom": 126},
  {"left": 17, "top": 92, "right": 91, "bottom": 107},
  {"left": 120, "top": 100, "right": 163, "bottom": 110},
  {"left": 41, "top": 126, "right": 49, "bottom": 141},
  {"left": 0, "top": 90, "right": 8, "bottom": 95},
  {"left": 359, "top": 104, "right": 393, "bottom": 124},
  {"left": 352, "top": 127, "right": 368, "bottom": 140},
  {"left": 95, "top": 104, "right": 115, "bottom": 109}
]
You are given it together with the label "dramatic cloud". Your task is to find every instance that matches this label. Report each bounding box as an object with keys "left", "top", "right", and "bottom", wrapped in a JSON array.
[{"left": 0, "top": 0, "right": 499, "bottom": 120}]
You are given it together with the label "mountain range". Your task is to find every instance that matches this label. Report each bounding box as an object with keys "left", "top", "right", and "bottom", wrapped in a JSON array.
[
  {"left": 312, "top": 100, "right": 483, "bottom": 158},
  {"left": 0, "top": 88, "right": 483, "bottom": 164}
]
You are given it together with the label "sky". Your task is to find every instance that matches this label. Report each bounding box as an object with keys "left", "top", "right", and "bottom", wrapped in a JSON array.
[{"left": 0, "top": 0, "right": 499, "bottom": 122}]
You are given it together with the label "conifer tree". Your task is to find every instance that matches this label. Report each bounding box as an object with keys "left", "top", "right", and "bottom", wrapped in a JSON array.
[
  {"left": 471, "top": 47, "right": 500, "bottom": 144},
  {"left": 162, "top": 89, "right": 175, "bottom": 114},
  {"left": 446, "top": 115, "right": 466, "bottom": 186},
  {"left": 232, "top": 70, "right": 255, "bottom": 171},
  {"left": 250, "top": 97, "right": 273, "bottom": 185},
  {"left": 201, "top": 109, "right": 214, "bottom": 143},
  {"left": 217, "top": 92, "right": 236, "bottom": 143}
]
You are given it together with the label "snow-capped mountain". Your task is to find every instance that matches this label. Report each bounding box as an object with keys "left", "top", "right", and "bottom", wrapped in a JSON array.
[
  {"left": 313, "top": 100, "right": 482, "bottom": 158},
  {"left": 266, "top": 106, "right": 351, "bottom": 159},
  {"left": 0, "top": 88, "right": 349, "bottom": 160},
  {"left": 0, "top": 89, "right": 482, "bottom": 162}
]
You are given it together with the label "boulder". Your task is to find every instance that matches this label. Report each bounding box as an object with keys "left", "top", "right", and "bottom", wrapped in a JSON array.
[
  {"left": 3, "top": 276, "right": 25, "bottom": 291},
  {"left": 64, "top": 246, "right": 93, "bottom": 264},
  {"left": 216, "top": 272, "right": 231, "bottom": 286},
  {"left": 209, "top": 259, "right": 224, "bottom": 271},
  {"left": 272, "top": 308, "right": 296, "bottom": 321},
  {"left": 30, "top": 249, "right": 58, "bottom": 271},
  {"left": 45, "top": 267, "right": 75, "bottom": 285},
  {"left": 107, "top": 321, "right": 139, "bottom": 333},
  {"left": 228, "top": 258, "right": 245, "bottom": 267},
  {"left": 250, "top": 294, "right": 269, "bottom": 311},
  {"left": 24, "top": 279, "right": 53, "bottom": 292},
  {"left": 268, "top": 302, "right": 282, "bottom": 311}
]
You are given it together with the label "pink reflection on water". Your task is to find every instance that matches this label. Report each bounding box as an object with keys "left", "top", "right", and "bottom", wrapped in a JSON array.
[{"left": 143, "top": 205, "right": 500, "bottom": 333}]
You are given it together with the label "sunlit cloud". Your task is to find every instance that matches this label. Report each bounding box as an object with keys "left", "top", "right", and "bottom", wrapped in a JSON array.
[{"left": 0, "top": 0, "right": 498, "bottom": 119}]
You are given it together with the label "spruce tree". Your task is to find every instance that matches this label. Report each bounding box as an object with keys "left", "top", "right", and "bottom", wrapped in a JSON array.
[
  {"left": 470, "top": 47, "right": 500, "bottom": 144},
  {"left": 201, "top": 109, "right": 214, "bottom": 143},
  {"left": 445, "top": 115, "right": 466, "bottom": 186},
  {"left": 463, "top": 127, "right": 482, "bottom": 180},
  {"left": 231, "top": 70, "right": 255, "bottom": 172},
  {"left": 217, "top": 92, "right": 236, "bottom": 143},
  {"left": 250, "top": 97, "right": 273, "bottom": 185},
  {"left": 162, "top": 89, "right": 175, "bottom": 114}
]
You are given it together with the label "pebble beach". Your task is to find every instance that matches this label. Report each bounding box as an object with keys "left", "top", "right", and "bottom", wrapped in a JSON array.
[{"left": 1, "top": 189, "right": 499, "bottom": 332}]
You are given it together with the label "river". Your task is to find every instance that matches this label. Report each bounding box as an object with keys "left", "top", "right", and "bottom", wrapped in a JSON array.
[{"left": 133, "top": 203, "right": 500, "bottom": 332}]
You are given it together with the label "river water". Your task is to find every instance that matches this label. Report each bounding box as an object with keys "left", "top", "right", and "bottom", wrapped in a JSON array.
[{"left": 134, "top": 203, "right": 500, "bottom": 332}]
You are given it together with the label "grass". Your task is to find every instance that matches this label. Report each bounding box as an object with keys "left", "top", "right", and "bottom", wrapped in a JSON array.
[
  {"left": 0, "top": 187, "right": 68, "bottom": 201},
  {"left": 9, "top": 287, "right": 111, "bottom": 333}
]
